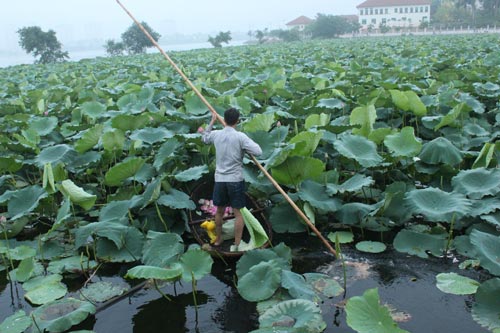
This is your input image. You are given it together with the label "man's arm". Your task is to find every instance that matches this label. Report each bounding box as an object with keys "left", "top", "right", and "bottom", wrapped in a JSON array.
[
  {"left": 201, "top": 113, "right": 217, "bottom": 144},
  {"left": 242, "top": 135, "right": 262, "bottom": 156}
]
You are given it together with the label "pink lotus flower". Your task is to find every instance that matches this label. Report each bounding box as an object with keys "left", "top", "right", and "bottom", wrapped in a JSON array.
[
  {"left": 197, "top": 127, "right": 204, "bottom": 133},
  {"left": 0, "top": 216, "right": 6, "bottom": 223},
  {"left": 44, "top": 111, "right": 49, "bottom": 116}
]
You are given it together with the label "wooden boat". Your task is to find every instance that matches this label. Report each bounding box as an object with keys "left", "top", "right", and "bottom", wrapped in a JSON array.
[{"left": 188, "top": 182, "right": 272, "bottom": 258}]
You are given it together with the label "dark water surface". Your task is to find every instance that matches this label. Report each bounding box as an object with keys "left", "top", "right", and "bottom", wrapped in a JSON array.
[{"left": 0, "top": 233, "right": 492, "bottom": 333}]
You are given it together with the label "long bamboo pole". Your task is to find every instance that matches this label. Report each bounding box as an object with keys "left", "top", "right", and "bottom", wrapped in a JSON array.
[{"left": 115, "top": 0, "right": 336, "bottom": 257}]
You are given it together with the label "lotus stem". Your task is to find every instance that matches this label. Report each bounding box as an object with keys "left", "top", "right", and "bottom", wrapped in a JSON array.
[
  {"left": 191, "top": 271, "right": 198, "bottom": 313},
  {"left": 153, "top": 279, "right": 172, "bottom": 301},
  {"left": 335, "top": 234, "right": 347, "bottom": 296},
  {"left": 31, "top": 314, "right": 43, "bottom": 333},
  {"left": 445, "top": 213, "right": 456, "bottom": 258},
  {"left": 155, "top": 202, "right": 169, "bottom": 232}
]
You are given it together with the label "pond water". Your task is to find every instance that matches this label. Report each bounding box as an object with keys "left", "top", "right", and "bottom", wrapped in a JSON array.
[{"left": 0, "top": 233, "right": 492, "bottom": 333}]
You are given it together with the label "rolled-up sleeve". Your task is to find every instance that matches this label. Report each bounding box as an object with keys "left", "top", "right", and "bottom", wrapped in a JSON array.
[
  {"left": 201, "top": 124, "right": 214, "bottom": 144},
  {"left": 242, "top": 135, "right": 262, "bottom": 156}
]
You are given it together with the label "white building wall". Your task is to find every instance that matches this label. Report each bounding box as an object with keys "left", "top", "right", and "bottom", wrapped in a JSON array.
[{"left": 358, "top": 4, "right": 430, "bottom": 30}]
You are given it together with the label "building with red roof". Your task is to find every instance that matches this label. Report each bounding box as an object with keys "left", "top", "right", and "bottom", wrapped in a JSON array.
[{"left": 286, "top": 16, "right": 314, "bottom": 31}]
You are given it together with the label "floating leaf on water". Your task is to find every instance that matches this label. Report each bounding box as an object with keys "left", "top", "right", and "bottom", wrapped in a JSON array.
[
  {"left": 0, "top": 310, "right": 32, "bottom": 333},
  {"left": 79, "top": 281, "right": 127, "bottom": 303},
  {"left": 31, "top": 298, "right": 96, "bottom": 333},
  {"left": 304, "top": 272, "right": 344, "bottom": 298},
  {"left": 327, "top": 231, "right": 354, "bottom": 244},
  {"left": 436, "top": 272, "right": 479, "bottom": 295},
  {"left": 356, "top": 241, "right": 387, "bottom": 253},
  {"left": 471, "top": 278, "right": 500, "bottom": 332},
  {"left": 125, "top": 263, "right": 183, "bottom": 281},
  {"left": 237, "top": 261, "right": 282, "bottom": 302},
  {"left": 281, "top": 270, "right": 317, "bottom": 302},
  {"left": 47, "top": 256, "right": 98, "bottom": 275},
  {"left": 259, "top": 299, "right": 326, "bottom": 333}
]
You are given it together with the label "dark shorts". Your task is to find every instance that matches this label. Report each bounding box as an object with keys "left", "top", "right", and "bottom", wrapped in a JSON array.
[{"left": 213, "top": 181, "right": 246, "bottom": 209}]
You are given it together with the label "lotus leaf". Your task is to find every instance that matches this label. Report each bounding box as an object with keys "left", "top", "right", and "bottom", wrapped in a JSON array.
[
  {"left": 244, "top": 113, "right": 275, "bottom": 132},
  {"left": 125, "top": 263, "right": 183, "bottom": 281},
  {"left": 334, "top": 134, "right": 384, "bottom": 168},
  {"left": 259, "top": 299, "right": 326, "bottom": 332},
  {"left": 174, "top": 165, "right": 209, "bottom": 182},
  {"left": 236, "top": 247, "right": 291, "bottom": 278},
  {"left": 36, "top": 144, "right": 75, "bottom": 167},
  {"left": 288, "top": 131, "right": 323, "bottom": 157},
  {"left": 356, "top": 241, "right": 387, "bottom": 253},
  {"left": 405, "top": 187, "right": 470, "bottom": 222},
  {"left": 297, "top": 180, "right": 341, "bottom": 212},
  {"left": 304, "top": 273, "right": 344, "bottom": 298},
  {"left": 102, "top": 129, "right": 126, "bottom": 152},
  {"left": 81, "top": 101, "right": 106, "bottom": 119},
  {"left": 24, "top": 274, "right": 67, "bottom": 305},
  {"left": 327, "top": 174, "right": 374, "bottom": 195},
  {"left": 0, "top": 310, "right": 32, "bottom": 333},
  {"left": 29, "top": 116, "right": 58, "bottom": 136},
  {"left": 281, "top": 270, "right": 317, "bottom": 301},
  {"left": 153, "top": 138, "right": 181, "bottom": 171},
  {"left": 180, "top": 247, "right": 213, "bottom": 282},
  {"left": 305, "top": 113, "right": 330, "bottom": 130},
  {"left": 58, "top": 180, "right": 96, "bottom": 211},
  {"left": 271, "top": 156, "right": 324, "bottom": 187},
  {"left": 185, "top": 92, "right": 210, "bottom": 115},
  {"left": 31, "top": 298, "right": 96, "bottom": 333},
  {"left": 3, "top": 245, "right": 36, "bottom": 260},
  {"left": 143, "top": 232, "right": 184, "bottom": 267},
  {"left": 130, "top": 127, "right": 173, "bottom": 144},
  {"left": 470, "top": 229, "right": 500, "bottom": 276},
  {"left": 238, "top": 261, "right": 282, "bottom": 302},
  {"left": 270, "top": 203, "right": 307, "bottom": 233},
  {"left": 0, "top": 157, "right": 22, "bottom": 173},
  {"left": 384, "top": 126, "right": 422, "bottom": 157},
  {"left": 317, "top": 98, "right": 345, "bottom": 110},
  {"left": 419, "top": 137, "right": 462, "bottom": 165},
  {"left": 472, "top": 278, "right": 500, "bottom": 332},
  {"left": 14, "top": 257, "right": 35, "bottom": 282},
  {"left": 346, "top": 288, "right": 409, "bottom": 333},
  {"left": 0, "top": 216, "right": 30, "bottom": 238},
  {"left": 452, "top": 168, "right": 500, "bottom": 199},
  {"left": 96, "top": 227, "right": 145, "bottom": 263},
  {"left": 334, "top": 202, "right": 375, "bottom": 225},
  {"left": 472, "top": 142, "right": 496, "bottom": 168},
  {"left": 104, "top": 157, "right": 146, "bottom": 186},
  {"left": 436, "top": 273, "right": 479, "bottom": 295},
  {"left": 393, "top": 229, "right": 447, "bottom": 258},
  {"left": 7, "top": 185, "right": 48, "bottom": 220},
  {"left": 47, "top": 256, "right": 98, "bottom": 275},
  {"left": 79, "top": 281, "right": 127, "bottom": 303},
  {"left": 327, "top": 231, "right": 354, "bottom": 244},
  {"left": 239, "top": 207, "right": 269, "bottom": 251},
  {"left": 350, "top": 104, "right": 377, "bottom": 137},
  {"left": 157, "top": 189, "right": 196, "bottom": 210}
]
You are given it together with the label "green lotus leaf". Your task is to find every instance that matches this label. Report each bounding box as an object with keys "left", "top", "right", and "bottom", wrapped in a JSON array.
[
  {"left": 4, "top": 245, "right": 36, "bottom": 260},
  {"left": 31, "top": 298, "right": 96, "bottom": 333},
  {"left": 472, "top": 142, "right": 495, "bottom": 169},
  {"left": 327, "top": 231, "right": 354, "bottom": 244},
  {"left": 153, "top": 138, "right": 181, "bottom": 171},
  {"left": 238, "top": 261, "right": 282, "bottom": 302},
  {"left": 96, "top": 227, "right": 145, "bottom": 263},
  {"left": 142, "top": 232, "right": 184, "bottom": 267},
  {"left": 125, "top": 263, "right": 183, "bottom": 281},
  {"left": 130, "top": 127, "right": 173, "bottom": 144},
  {"left": 474, "top": 82, "right": 500, "bottom": 98},
  {"left": 29, "top": 116, "right": 58, "bottom": 136},
  {"left": 185, "top": 92, "right": 209, "bottom": 115},
  {"left": 346, "top": 288, "right": 409, "bottom": 333},
  {"left": 368, "top": 127, "right": 394, "bottom": 145},
  {"left": 99, "top": 200, "right": 131, "bottom": 223},
  {"left": 289, "top": 131, "right": 323, "bottom": 157},
  {"left": 434, "top": 102, "right": 468, "bottom": 130},
  {"left": 383, "top": 126, "right": 422, "bottom": 157},
  {"left": 356, "top": 241, "right": 387, "bottom": 253},
  {"left": 334, "top": 134, "right": 384, "bottom": 168},
  {"left": 390, "top": 89, "right": 410, "bottom": 111},
  {"left": 157, "top": 189, "right": 196, "bottom": 210},
  {"left": 104, "top": 157, "right": 146, "bottom": 186},
  {"left": 74, "top": 124, "right": 104, "bottom": 153},
  {"left": 270, "top": 203, "right": 307, "bottom": 233},
  {"left": 271, "top": 156, "right": 324, "bottom": 187},
  {"left": 102, "top": 129, "right": 126, "bottom": 152},
  {"left": 393, "top": 229, "right": 447, "bottom": 258},
  {"left": 239, "top": 207, "right": 270, "bottom": 251},
  {"left": 0, "top": 157, "right": 23, "bottom": 173},
  {"left": 58, "top": 180, "right": 96, "bottom": 211},
  {"left": 304, "top": 273, "right": 344, "bottom": 298},
  {"left": 244, "top": 113, "right": 275, "bottom": 133},
  {"left": 480, "top": 212, "right": 500, "bottom": 228},
  {"left": 298, "top": 180, "right": 341, "bottom": 212},
  {"left": 0, "top": 216, "right": 30, "bottom": 238},
  {"left": 79, "top": 281, "right": 127, "bottom": 303},
  {"left": 317, "top": 98, "right": 345, "bottom": 110},
  {"left": 469, "top": 197, "right": 500, "bottom": 217},
  {"left": 470, "top": 229, "right": 500, "bottom": 276},
  {"left": 81, "top": 101, "right": 106, "bottom": 119},
  {"left": 23, "top": 274, "right": 63, "bottom": 291},
  {"left": 419, "top": 137, "right": 463, "bottom": 165},
  {"left": 14, "top": 257, "right": 35, "bottom": 282},
  {"left": 327, "top": 174, "right": 374, "bottom": 195},
  {"left": 43, "top": 162, "right": 56, "bottom": 193},
  {"left": 47, "top": 256, "right": 98, "bottom": 275},
  {"left": 405, "top": 90, "right": 427, "bottom": 116},
  {"left": 471, "top": 278, "right": 500, "bottom": 332},
  {"left": 463, "top": 123, "right": 489, "bottom": 137},
  {"left": 452, "top": 168, "right": 500, "bottom": 199},
  {"left": 259, "top": 299, "right": 326, "bottom": 332},
  {"left": 334, "top": 202, "right": 375, "bottom": 225},
  {"left": 24, "top": 278, "right": 67, "bottom": 305},
  {"left": 180, "top": 247, "right": 213, "bottom": 282},
  {"left": 111, "top": 114, "right": 150, "bottom": 131},
  {"left": 174, "top": 165, "right": 209, "bottom": 182},
  {"left": 305, "top": 113, "right": 330, "bottom": 130},
  {"left": 281, "top": 270, "right": 317, "bottom": 301},
  {"left": 0, "top": 310, "right": 32, "bottom": 333},
  {"left": 236, "top": 247, "right": 291, "bottom": 279},
  {"left": 436, "top": 273, "right": 479, "bottom": 295},
  {"left": 350, "top": 104, "right": 377, "bottom": 137},
  {"left": 250, "top": 328, "right": 303, "bottom": 333},
  {"left": 405, "top": 187, "right": 470, "bottom": 222},
  {"left": 8, "top": 185, "right": 48, "bottom": 220}
]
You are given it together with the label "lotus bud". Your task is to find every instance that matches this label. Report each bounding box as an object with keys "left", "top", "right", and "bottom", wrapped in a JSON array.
[{"left": 197, "top": 126, "right": 204, "bottom": 133}]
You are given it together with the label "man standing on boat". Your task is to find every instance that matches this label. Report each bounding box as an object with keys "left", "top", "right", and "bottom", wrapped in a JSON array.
[{"left": 201, "top": 108, "right": 262, "bottom": 251}]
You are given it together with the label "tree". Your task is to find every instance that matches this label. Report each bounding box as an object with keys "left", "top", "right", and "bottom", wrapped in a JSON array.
[
  {"left": 121, "top": 22, "right": 161, "bottom": 54},
  {"left": 269, "top": 29, "right": 302, "bottom": 42},
  {"left": 104, "top": 39, "right": 125, "bottom": 56},
  {"left": 307, "top": 14, "right": 356, "bottom": 39},
  {"left": 208, "top": 31, "right": 232, "bottom": 48},
  {"left": 17, "top": 26, "right": 69, "bottom": 64}
]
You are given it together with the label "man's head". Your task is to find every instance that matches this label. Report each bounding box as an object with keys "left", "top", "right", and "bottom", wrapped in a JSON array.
[{"left": 224, "top": 108, "right": 240, "bottom": 126}]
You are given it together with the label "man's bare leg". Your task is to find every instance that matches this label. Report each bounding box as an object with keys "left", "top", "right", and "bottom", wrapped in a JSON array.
[
  {"left": 233, "top": 208, "right": 244, "bottom": 246},
  {"left": 214, "top": 206, "right": 225, "bottom": 246}
]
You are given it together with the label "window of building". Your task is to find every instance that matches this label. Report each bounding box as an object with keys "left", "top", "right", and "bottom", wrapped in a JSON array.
[
  {"left": 362, "top": 19, "right": 367, "bottom": 24},
  {"left": 422, "top": 16, "right": 428, "bottom": 21},
  {"left": 394, "top": 8, "right": 398, "bottom": 13},
  {"left": 360, "top": 9, "right": 363, "bottom": 15},
  {"left": 375, "top": 8, "right": 378, "bottom": 14},
  {"left": 370, "top": 8, "right": 373, "bottom": 14},
  {"left": 372, "top": 18, "right": 376, "bottom": 24},
  {"left": 385, "top": 8, "right": 388, "bottom": 14},
  {"left": 420, "top": 6, "right": 424, "bottom": 12},
  {"left": 400, "top": 7, "right": 403, "bottom": 13},
  {"left": 405, "top": 7, "right": 408, "bottom": 13},
  {"left": 425, "top": 6, "right": 429, "bottom": 12},
  {"left": 382, "top": 18, "right": 387, "bottom": 23},
  {"left": 410, "top": 7, "right": 413, "bottom": 13}
]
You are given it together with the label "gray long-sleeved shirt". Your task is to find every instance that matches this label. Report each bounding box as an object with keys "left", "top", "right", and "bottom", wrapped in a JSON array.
[{"left": 202, "top": 124, "right": 262, "bottom": 182}]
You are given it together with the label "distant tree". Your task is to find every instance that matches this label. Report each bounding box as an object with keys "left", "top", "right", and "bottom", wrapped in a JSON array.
[
  {"left": 17, "top": 26, "right": 69, "bottom": 64},
  {"left": 307, "top": 14, "right": 355, "bottom": 38},
  {"left": 269, "top": 29, "right": 301, "bottom": 42},
  {"left": 379, "top": 22, "right": 390, "bottom": 33},
  {"left": 104, "top": 39, "right": 125, "bottom": 56},
  {"left": 208, "top": 31, "right": 232, "bottom": 48},
  {"left": 121, "top": 22, "right": 161, "bottom": 54},
  {"left": 255, "top": 30, "right": 266, "bottom": 44}
]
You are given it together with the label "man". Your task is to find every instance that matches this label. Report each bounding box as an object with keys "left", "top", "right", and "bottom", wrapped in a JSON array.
[{"left": 201, "top": 108, "right": 262, "bottom": 251}]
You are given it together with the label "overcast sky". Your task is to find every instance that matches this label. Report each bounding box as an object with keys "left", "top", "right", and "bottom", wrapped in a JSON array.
[{"left": 0, "top": 0, "right": 360, "bottom": 66}]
